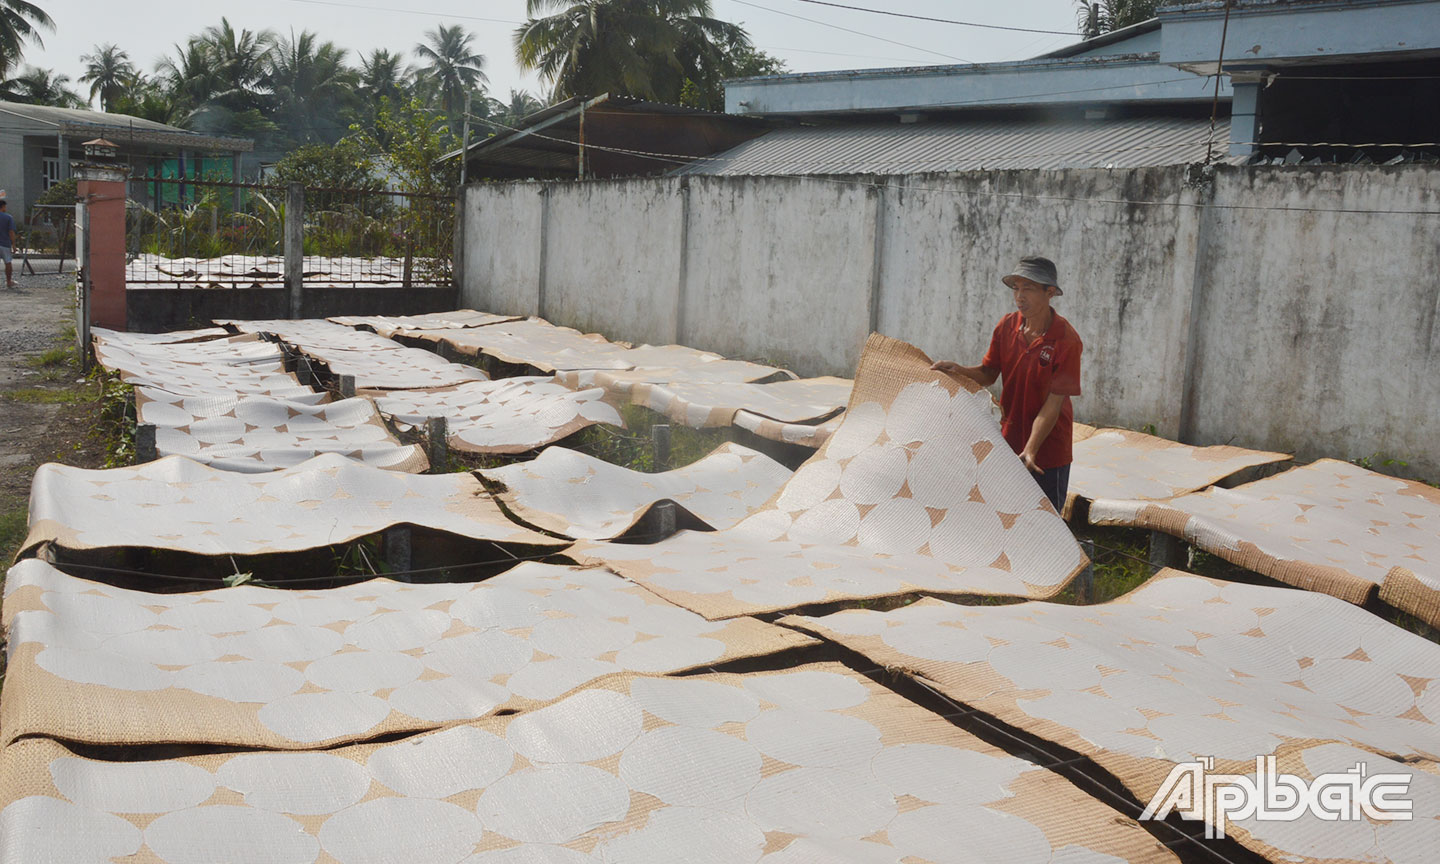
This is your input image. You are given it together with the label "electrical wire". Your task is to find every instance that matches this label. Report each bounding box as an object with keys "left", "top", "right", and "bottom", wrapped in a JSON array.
[
  {"left": 786, "top": 0, "right": 1076, "bottom": 35},
  {"left": 727, "top": 0, "right": 971, "bottom": 63}
]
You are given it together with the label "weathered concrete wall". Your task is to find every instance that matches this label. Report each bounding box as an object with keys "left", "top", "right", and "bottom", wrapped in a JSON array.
[
  {"left": 459, "top": 164, "right": 1440, "bottom": 477},
  {"left": 542, "top": 179, "right": 684, "bottom": 346},
  {"left": 463, "top": 182, "right": 543, "bottom": 317},
  {"left": 682, "top": 176, "right": 876, "bottom": 375},
  {"left": 876, "top": 169, "right": 1204, "bottom": 436},
  {"left": 1187, "top": 165, "right": 1440, "bottom": 473}
]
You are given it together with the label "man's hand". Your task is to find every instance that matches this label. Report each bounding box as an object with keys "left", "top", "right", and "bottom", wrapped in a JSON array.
[
  {"left": 1020, "top": 447, "right": 1042, "bottom": 474},
  {"left": 930, "top": 361, "right": 962, "bottom": 375}
]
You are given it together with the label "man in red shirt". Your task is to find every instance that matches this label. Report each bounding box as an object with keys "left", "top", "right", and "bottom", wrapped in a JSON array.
[{"left": 931, "top": 256, "right": 1083, "bottom": 514}]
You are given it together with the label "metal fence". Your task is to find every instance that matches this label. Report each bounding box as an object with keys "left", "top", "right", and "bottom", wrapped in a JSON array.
[{"left": 124, "top": 176, "right": 453, "bottom": 289}]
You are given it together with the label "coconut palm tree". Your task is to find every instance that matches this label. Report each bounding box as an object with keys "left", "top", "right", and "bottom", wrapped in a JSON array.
[
  {"left": 514, "top": 0, "right": 748, "bottom": 104},
  {"left": 359, "top": 48, "right": 406, "bottom": 107},
  {"left": 157, "top": 38, "right": 223, "bottom": 118},
  {"left": 267, "top": 30, "right": 359, "bottom": 145},
  {"left": 0, "top": 65, "right": 83, "bottom": 106},
  {"left": 1075, "top": 0, "right": 1107, "bottom": 38},
  {"left": 0, "top": 0, "right": 53, "bottom": 78},
  {"left": 414, "top": 24, "right": 487, "bottom": 117},
  {"left": 199, "top": 18, "right": 276, "bottom": 112},
  {"left": 79, "top": 44, "right": 137, "bottom": 111}
]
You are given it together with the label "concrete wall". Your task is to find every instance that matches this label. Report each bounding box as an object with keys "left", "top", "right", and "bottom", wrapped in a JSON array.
[
  {"left": 542, "top": 179, "right": 684, "bottom": 346},
  {"left": 683, "top": 176, "right": 876, "bottom": 374},
  {"left": 1186, "top": 165, "right": 1440, "bottom": 474},
  {"left": 462, "top": 182, "right": 544, "bottom": 318},
  {"left": 460, "top": 164, "right": 1440, "bottom": 478}
]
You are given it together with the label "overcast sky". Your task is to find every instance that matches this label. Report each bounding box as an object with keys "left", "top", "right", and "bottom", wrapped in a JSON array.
[{"left": 25, "top": 0, "right": 1086, "bottom": 105}]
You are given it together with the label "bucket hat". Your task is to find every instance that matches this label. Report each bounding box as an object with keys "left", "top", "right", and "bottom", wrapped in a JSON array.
[{"left": 1001, "top": 256, "right": 1062, "bottom": 295}]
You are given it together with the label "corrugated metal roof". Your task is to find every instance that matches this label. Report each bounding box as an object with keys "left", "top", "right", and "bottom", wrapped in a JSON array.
[
  {"left": 0, "top": 101, "right": 253, "bottom": 151},
  {"left": 675, "top": 115, "right": 1226, "bottom": 175},
  {"left": 0, "top": 101, "right": 186, "bottom": 133}
]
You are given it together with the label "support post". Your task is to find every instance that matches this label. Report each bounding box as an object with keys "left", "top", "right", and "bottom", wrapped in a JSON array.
[
  {"left": 77, "top": 202, "right": 91, "bottom": 373},
  {"left": 135, "top": 423, "right": 157, "bottom": 464},
  {"left": 452, "top": 187, "right": 466, "bottom": 301},
  {"left": 535, "top": 186, "right": 550, "bottom": 319},
  {"left": 231, "top": 152, "right": 243, "bottom": 211},
  {"left": 673, "top": 178, "right": 690, "bottom": 345},
  {"left": 651, "top": 424, "right": 671, "bottom": 472},
  {"left": 1075, "top": 538, "right": 1096, "bottom": 604},
  {"left": 1149, "top": 531, "right": 1187, "bottom": 571},
  {"left": 338, "top": 375, "right": 355, "bottom": 399},
  {"left": 654, "top": 502, "right": 677, "bottom": 539},
  {"left": 284, "top": 182, "right": 304, "bottom": 318},
  {"left": 1228, "top": 74, "right": 1265, "bottom": 158},
  {"left": 74, "top": 162, "right": 128, "bottom": 330},
  {"left": 866, "top": 178, "right": 887, "bottom": 335},
  {"left": 426, "top": 417, "right": 448, "bottom": 469},
  {"left": 383, "top": 526, "right": 412, "bottom": 580}
]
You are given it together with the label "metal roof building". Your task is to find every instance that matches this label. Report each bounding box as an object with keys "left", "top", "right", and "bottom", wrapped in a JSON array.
[
  {"left": 0, "top": 101, "right": 253, "bottom": 224},
  {"left": 674, "top": 115, "right": 1229, "bottom": 176},
  {"left": 703, "top": 0, "right": 1440, "bottom": 176}
]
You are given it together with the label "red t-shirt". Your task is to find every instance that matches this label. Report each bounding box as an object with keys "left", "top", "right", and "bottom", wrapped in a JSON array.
[{"left": 982, "top": 310, "right": 1083, "bottom": 470}]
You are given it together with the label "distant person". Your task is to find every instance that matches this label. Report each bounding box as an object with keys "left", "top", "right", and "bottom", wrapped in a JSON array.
[
  {"left": 0, "top": 199, "right": 14, "bottom": 289},
  {"left": 931, "top": 256, "right": 1083, "bottom": 513}
]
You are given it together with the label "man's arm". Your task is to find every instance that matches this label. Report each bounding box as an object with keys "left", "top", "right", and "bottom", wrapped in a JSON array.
[
  {"left": 931, "top": 361, "right": 998, "bottom": 387},
  {"left": 1019, "top": 391, "right": 1065, "bottom": 473}
]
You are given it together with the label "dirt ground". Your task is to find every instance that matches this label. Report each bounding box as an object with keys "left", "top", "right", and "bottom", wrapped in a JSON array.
[{"left": 0, "top": 261, "right": 110, "bottom": 560}]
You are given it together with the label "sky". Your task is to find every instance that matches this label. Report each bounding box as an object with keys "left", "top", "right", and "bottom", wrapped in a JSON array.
[{"left": 22, "top": 0, "right": 1087, "bottom": 106}]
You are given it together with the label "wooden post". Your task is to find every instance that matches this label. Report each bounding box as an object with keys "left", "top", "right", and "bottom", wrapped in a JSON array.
[
  {"left": 383, "top": 527, "right": 412, "bottom": 580},
  {"left": 135, "top": 423, "right": 157, "bottom": 463},
  {"left": 284, "top": 182, "right": 304, "bottom": 318},
  {"left": 651, "top": 424, "right": 671, "bottom": 471},
  {"left": 654, "top": 501, "right": 677, "bottom": 538},
  {"left": 426, "top": 417, "right": 449, "bottom": 469},
  {"left": 338, "top": 375, "right": 356, "bottom": 399},
  {"left": 1149, "top": 531, "right": 1187, "bottom": 571},
  {"left": 1076, "top": 538, "right": 1096, "bottom": 604}
]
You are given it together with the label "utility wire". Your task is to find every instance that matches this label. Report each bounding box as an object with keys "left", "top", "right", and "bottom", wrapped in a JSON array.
[
  {"left": 728, "top": 0, "right": 971, "bottom": 63},
  {"left": 787, "top": 0, "right": 1076, "bottom": 35}
]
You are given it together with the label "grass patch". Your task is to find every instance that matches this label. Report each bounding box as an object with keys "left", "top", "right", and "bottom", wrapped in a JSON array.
[
  {"left": 0, "top": 505, "right": 26, "bottom": 566},
  {"left": 25, "top": 345, "right": 74, "bottom": 368},
  {"left": 4, "top": 387, "right": 92, "bottom": 405}
]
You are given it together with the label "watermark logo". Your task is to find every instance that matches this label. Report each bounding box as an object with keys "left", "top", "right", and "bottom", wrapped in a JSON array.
[{"left": 1141, "top": 755, "right": 1412, "bottom": 839}]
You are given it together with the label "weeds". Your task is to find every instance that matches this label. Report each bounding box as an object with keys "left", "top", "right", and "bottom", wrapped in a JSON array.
[
  {"left": 0, "top": 506, "right": 26, "bottom": 565},
  {"left": 25, "top": 346, "right": 73, "bottom": 368},
  {"left": 96, "top": 374, "right": 137, "bottom": 468},
  {"left": 3, "top": 388, "right": 91, "bottom": 405}
]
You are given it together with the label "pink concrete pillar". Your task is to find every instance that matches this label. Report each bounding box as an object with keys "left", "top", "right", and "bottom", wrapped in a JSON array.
[{"left": 76, "top": 163, "right": 128, "bottom": 331}]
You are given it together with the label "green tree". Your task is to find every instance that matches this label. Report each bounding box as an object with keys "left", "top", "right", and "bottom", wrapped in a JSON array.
[
  {"left": 0, "top": 0, "right": 52, "bottom": 78},
  {"left": 111, "top": 77, "right": 184, "bottom": 126},
  {"left": 678, "top": 36, "right": 783, "bottom": 110},
  {"left": 272, "top": 137, "right": 379, "bottom": 190},
  {"left": 514, "top": 0, "right": 751, "bottom": 105},
  {"left": 1, "top": 65, "right": 83, "bottom": 106},
  {"left": 1074, "top": 0, "right": 1158, "bottom": 37},
  {"left": 157, "top": 38, "right": 224, "bottom": 119},
  {"left": 267, "top": 31, "right": 359, "bottom": 145},
  {"left": 80, "top": 44, "right": 137, "bottom": 112},
  {"left": 414, "top": 24, "right": 487, "bottom": 120},
  {"left": 357, "top": 48, "right": 406, "bottom": 126},
  {"left": 199, "top": 18, "right": 276, "bottom": 113}
]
